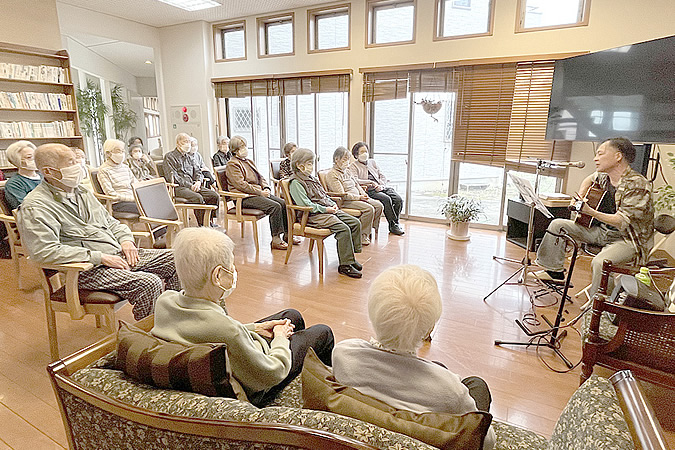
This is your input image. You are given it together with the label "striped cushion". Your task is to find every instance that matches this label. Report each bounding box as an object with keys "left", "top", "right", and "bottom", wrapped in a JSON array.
[{"left": 115, "top": 321, "right": 245, "bottom": 399}]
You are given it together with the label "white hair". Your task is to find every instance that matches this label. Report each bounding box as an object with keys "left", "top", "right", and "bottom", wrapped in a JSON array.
[
  {"left": 368, "top": 265, "right": 442, "bottom": 353},
  {"left": 290, "top": 148, "right": 315, "bottom": 173},
  {"left": 175, "top": 132, "right": 190, "bottom": 145},
  {"left": 229, "top": 135, "right": 247, "bottom": 154},
  {"left": 102, "top": 139, "right": 125, "bottom": 156},
  {"left": 333, "top": 146, "right": 349, "bottom": 164},
  {"left": 173, "top": 227, "right": 235, "bottom": 292},
  {"left": 217, "top": 136, "right": 229, "bottom": 145},
  {"left": 6, "top": 140, "right": 36, "bottom": 168}
]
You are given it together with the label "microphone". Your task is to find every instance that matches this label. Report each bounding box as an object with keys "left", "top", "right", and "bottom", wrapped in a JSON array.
[{"left": 552, "top": 161, "right": 585, "bottom": 168}]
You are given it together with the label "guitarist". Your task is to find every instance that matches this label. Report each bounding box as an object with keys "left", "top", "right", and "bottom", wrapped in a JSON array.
[{"left": 535, "top": 137, "right": 654, "bottom": 297}]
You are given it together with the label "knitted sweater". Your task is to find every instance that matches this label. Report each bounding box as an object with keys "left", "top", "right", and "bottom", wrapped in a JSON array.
[{"left": 97, "top": 160, "right": 138, "bottom": 202}]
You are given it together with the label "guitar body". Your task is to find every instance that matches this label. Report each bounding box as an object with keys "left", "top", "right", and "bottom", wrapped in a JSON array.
[{"left": 573, "top": 181, "right": 607, "bottom": 228}]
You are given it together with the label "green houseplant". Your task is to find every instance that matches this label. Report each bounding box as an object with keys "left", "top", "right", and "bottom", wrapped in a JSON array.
[
  {"left": 77, "top": 79, "right": 109, "bottom": 159},
  {"left": 439, "top": 194, "right": 483, "bottom": 241},
  {"left": 655, "top": 152, "right": 675, "bottom": 213},
  {"left": 110, "top": 84, "right": 138, "bottom": 141}
]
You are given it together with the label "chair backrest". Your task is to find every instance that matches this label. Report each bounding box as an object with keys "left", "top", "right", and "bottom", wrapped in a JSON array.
[
  {"left": 0, "top": 185, "right": 11, "bottom": 215},
  {"left": 132, "top": 178, "right": 179, "bottom": 221},
  {"left": 155, "top": 160, "right": 172, "bottom": 183},
  {"left": 213, "top": 165, "right": 228, "bottom": 192},
  {"left": 270, "top": 159, "right": 282, "bottom": 181},
  {"left": 317, "top": 169, "right": 330, "bottom": 191},
  {"left": 89, "top": 169, "right": 104, "bottom": 195}
]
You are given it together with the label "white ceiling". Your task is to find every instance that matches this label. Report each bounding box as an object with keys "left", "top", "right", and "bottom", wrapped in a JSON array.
[
  {"left": 57, "top": 0, "right": 338, "bottom": 28},
  {"left": 66, "top": 32, "right": 156, "bottom": 77}
]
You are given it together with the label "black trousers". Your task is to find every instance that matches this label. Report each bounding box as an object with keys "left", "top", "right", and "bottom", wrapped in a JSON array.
[
  {"left": 112, "top": 201, "right": 139, "bottom": 214},
  {"left": 433, "top": 361, "right": 492, "bottom": 412},
  {"left": 174, "top": 186, "right": 220, "bottom": 224},
  {"left": 241, "top": 194, "right": 288, "bottom": 238},
  {"left": 367, "top": 187, "right": 402, "bottom": 227},
  {"left": 252, "top": 308, "right": 334, "bottom": 406}
]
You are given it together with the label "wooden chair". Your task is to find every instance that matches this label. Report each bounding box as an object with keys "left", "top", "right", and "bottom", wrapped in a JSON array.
[
  {"left": 132, "top": 178, "right": 186, "bottom": 248},
  {"left": 38, "top": 261, "right": 126, "bottom": 361},
  {"left": 89, "top": 168, "right": 140, "bottom": 228},
  {"left": 0, "top": 186, "right": 27, "bottom": 289},
  {"left": 269, "top": 158, "right": 283, "bottom": 196},
  {"left": 581, "top": 259, "right": 675, "bottom": 389},
  {"left": 280, "top": 179, "right": 332, "bottom": 275},
  {"left": 47, "top": 318, "right": 378, "bottom": 450},
  {"left": 213, "top": 166, "right": 266, "bottom": 251}
]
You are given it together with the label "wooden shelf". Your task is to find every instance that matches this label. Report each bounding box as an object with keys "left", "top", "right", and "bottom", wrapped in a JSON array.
[
  {"left": 0, "top": 108, "right": 76, "bottom": 113},
  {"left": 0, "top": 78, "right": 72, "bottom": 87},
  {"left": 0, "top": 136, "right": 83, "bottom": 140}
]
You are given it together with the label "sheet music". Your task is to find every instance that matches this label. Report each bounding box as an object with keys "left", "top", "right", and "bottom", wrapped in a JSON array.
[{"left": 508, "top": 173, "right": 554, "bottom": 218}]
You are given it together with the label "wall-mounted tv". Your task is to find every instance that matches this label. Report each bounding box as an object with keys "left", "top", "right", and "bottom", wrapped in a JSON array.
[{"left": 546, "top": 35, "right": 675, "bottom": 143}]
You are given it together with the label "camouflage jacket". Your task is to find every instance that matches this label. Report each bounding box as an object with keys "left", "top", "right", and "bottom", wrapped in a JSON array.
[{"left": 595, "top": 167, "right": 654, "bottom": 264}]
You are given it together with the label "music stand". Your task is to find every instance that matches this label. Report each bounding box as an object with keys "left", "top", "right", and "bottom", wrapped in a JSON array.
[{"left": 484, "top": 170, "right": 553, "bottom": 300}]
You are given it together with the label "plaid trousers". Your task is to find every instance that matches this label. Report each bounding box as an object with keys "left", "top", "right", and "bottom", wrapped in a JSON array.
[{"left": 78, "top": 248, "right": 179, "bottom": 320}]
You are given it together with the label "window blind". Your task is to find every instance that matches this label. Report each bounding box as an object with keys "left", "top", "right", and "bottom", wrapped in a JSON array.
[
  {"left": 362, "top": 71, "right": 410, "bottom": 102},
  {"left": 452, "top": 63, "right": 518, "bottom": 168},
  {"left": 214, "top": 73, "right": 350, "bottom": 98},
  {"left": 505, "top": 61, "right": 572, "bottom": 174}
]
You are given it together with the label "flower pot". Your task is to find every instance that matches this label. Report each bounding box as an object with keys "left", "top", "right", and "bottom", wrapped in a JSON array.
[{"left": 447, "top": 221, "right": 470, "bottom": 241}]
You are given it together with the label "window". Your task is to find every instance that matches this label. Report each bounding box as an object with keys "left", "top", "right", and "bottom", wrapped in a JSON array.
[
  {"left": 213, "top": 21, "right": 246, "bottom": 61},
  {"left": 308, "top": 5, "right": 350, "bottom": 52},
  {"left": 435, "top": 0, "right": 493, "bottom": 40},
  {"left": 367, "top": 0, "right": 416, "bottom": 46},
  {"left": 258, "top": 13, "right": 294, "bottom": 57},
  {"left": 516, "top": 0, "right": 590, "bottom": 32}
]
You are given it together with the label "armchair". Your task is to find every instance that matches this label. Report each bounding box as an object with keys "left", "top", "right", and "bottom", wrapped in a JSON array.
[
  {"left": 89, "top": 169, "right": 140, "bottom": 228},
  {"left": 269, "top": 159, "right": 283, "bottom": 196},
  {"left": 581, "top": 259, "right": 675, "bottom": 389},
  {"left": 0, "top": 186, "right": 26, "bottom": 289},
  {"left": 132, "top": 178, "right": 184, "bottom": 248}
]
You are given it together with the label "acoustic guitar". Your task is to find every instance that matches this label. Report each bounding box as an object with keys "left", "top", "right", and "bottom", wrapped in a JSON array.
[{"left": 570, "top": 180, "right": 606, "bottom": 228}]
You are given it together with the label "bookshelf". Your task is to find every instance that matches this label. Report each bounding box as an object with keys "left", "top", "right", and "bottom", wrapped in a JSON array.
[{"left": 0, "top": 41, "right": 83, "bottom": 170}]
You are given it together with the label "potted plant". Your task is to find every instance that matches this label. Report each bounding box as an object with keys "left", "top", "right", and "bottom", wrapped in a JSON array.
[
  {"left": 77, "top": 79, "right": 109, "bottom": 160},
  {"left": 110, "top": 84, "right": 138, "bottom": 142},
  {"left": 439, "top": 195, "right": 482, "bottom": 241}
]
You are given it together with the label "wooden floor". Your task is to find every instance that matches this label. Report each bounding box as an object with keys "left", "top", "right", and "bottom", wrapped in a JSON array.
[{"left": 1, "top": 218, "right": 673, "bottom": 449}]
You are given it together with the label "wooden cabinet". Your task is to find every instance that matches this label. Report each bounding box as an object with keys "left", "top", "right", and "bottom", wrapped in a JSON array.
[{"left": 0, "top": 41, "right": 83, "bottom": 170}]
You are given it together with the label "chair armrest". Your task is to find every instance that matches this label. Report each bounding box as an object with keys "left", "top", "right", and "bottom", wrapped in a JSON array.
[
  {"left": 132, "top": 231, "right": 151, "bottom": 239},
  {"left": 41, "top": 262, "right": 94, "bottom": 272},
  {"left": 93, "top": 192, "right": 117, "bottom": 201},
  {"left": 139, "top": 216, "right": 183, "bottom": 227},
  {"left": 217, "top": 190, "right": 251, "bottom": 199},
  {"left": 287, "top": 204, "right": 313, "bottom": 212},
  {"left": 175, "top": 203, "right": 218, "bottom": 211},
  {"left": 0, "top": 213, "right": 16, "bottom": 224},
  {"left": 326, "top": 191, "right": 347, "bottom": 198}
]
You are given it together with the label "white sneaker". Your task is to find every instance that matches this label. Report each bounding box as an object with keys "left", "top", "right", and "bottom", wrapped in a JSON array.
[
  {"left": 361, "top": 235, "right": 371, "bottom": 246},
  {"left": 534, "top": 269, "right": 565, "bottom": 284}
]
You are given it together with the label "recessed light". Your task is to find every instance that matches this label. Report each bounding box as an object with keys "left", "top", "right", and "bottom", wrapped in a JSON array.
[
  {"left": 157, "top": 0, "right": 221, "bottom": 11},
  {"left": 145, "top": 60, "right": 153, "bottom": 64}
]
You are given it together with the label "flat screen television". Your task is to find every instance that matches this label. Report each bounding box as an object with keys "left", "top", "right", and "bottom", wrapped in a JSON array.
[{"left": 546, "top": 35, "right": 675, "bottom": 143}]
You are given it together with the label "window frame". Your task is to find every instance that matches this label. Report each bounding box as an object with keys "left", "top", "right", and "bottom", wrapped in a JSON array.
[
  {"left": 515, "top": 0, "right": 591, "bottom": 33},
  {"left": 366, "top": 0, "right": 417, "bottom": 48},
  {"left": 257, "top": 12, "right": 295, "bottom": 58},
  {"left": 213, "top": 20, "right": 247, "bottom": 62},
  {"left": 307, "top": 4, "right": 351, "bottom": 54},
  {"left": 433, "top": 0, "right": 495, "bottom": 41}
]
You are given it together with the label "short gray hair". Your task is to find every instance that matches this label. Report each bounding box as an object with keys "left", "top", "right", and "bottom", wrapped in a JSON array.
[
  {"left": 6, "top": 140, "right": 36, "bottom": 167},
  {"left": 282, "top": 142, "right": 297, "bottom": 158},
  {"left": 290, "top": 148, "right": 315, "bottom": 173},
  {"left": 217, "top": 136, "right": 229, "bottom": 145},
  {"left": 102, "top": 139, "right": 125, "bottom": 156},
  {"left": 333, "top": 146, "right": 349, "bottom": 164},
  {"left": 173, "top": 227, "right": 235, "bottom": 292},
  {"left": 229, "top": 135, "right": 247, "bottom": 153},
  {"left": 368, "top": 265, "right": 442, "bottom": 353}
]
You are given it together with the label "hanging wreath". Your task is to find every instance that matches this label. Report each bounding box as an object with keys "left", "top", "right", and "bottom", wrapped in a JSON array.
[{"left": 416, "top": 98, "right": 442, "bottom": 122}]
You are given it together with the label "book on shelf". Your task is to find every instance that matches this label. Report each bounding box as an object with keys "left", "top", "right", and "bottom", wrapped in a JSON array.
[
  {"left": 0, "top": 91, "right": 73, "bottom": 110},
  {"left": 0, "top": 121, "right": 76, "bottom": 139},
  {"left": 0, "top": 62, "right": 68, "bottom": 83}
]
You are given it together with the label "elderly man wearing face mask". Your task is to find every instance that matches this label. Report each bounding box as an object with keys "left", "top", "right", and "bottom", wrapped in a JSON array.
[
  {"left": 97, "top": 139, "right": 139, "bottom": 214},
  {"left": 188, "top": 137, "right": 215, "bottom": 189},
  {"left": 151, "top": 228, "right": 334, "bottom": 406},
  {"left": 17, "top": 143, "right": 179, "bottom": 320},
  {"left": 225, "top": 136, "right": 298, "bottom": 250},
  {"left": 289, "top": 148, "right": 363, "bottom": 278},
  {"left": 164, "top": 133, "right": 220, "bottom": 226},
  {"left": 4, "top": 140, "right": 40, "bottom": 211}
]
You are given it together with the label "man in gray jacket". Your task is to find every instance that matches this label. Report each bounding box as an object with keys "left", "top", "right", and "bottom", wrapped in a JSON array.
[{"left": 17, "top": 143, "right": 179, "bottom": 320}]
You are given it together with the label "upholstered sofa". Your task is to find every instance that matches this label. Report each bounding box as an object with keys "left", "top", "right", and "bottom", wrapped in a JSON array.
[{"left": 49, "top": 326, "right": 664, "bottom": 450}]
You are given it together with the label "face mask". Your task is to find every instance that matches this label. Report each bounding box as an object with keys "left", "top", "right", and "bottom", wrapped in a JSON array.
[
  {"left": 338, "top": 159, "right": 349, "bottom": 170},
  {"left": 358, "top": 153, "right": 368, "bottom": 163},
  {"left": 190, "top": 145, "right": 198, "bottom": 154},
  {"left": 236, "top": 147, "right": 249, "bottom": 159},
  {"left": 301, "top": 163, "right": 314, "bottom": 175},
  {"left": 216, "top": 266, "right": 237, "bottom": 300},
  {"left": 110, "top": 153, "right": 125, "bottom": 164},
  {"left": 54, "top": 163, "right": 83, "bottom": 188},
  {"left": 180, "top": 143, "right": 191, "bottom": 153},
  {"left": 22, "top": 159, "right": 37, "bottom": 171}
]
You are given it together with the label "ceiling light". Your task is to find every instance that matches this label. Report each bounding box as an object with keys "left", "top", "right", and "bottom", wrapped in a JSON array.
[
  {"left": 157, "top": 0, "right": 221, "bottom": 11},
  {"left": 145, "top": 60, "right": 153, "bottom": 64}
]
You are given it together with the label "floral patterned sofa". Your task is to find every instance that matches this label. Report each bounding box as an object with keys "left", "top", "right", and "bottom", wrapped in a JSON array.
[{"left": 49, "top": 326, "right": 657, "bottom": 450}]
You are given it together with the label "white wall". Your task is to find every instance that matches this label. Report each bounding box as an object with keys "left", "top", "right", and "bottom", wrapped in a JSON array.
[
  {"left": 63, "top": 36, "right": 138, "bottom": 91},
  {"left": 0, "top": 0, "right": 62, "bottom": 50}
]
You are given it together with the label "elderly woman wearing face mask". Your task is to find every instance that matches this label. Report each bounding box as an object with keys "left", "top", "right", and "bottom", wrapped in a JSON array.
[
  {"left": 126, "top": 144, "right": 156, "bottom": 181},
  {"left": 278, "top": 142, "right": 297, "bottom": 180},
  {"left": 212, "top": 136, "right": 231, "bottom": 168},
  {"left": 225, "top": 136, "right": 298, "bottom": 250},
  {"left": 97, "top": 139, "right": 139, "bottom": 214},
  {"left": 4, "top": 140, "right": 40, "bottom": 210},
  {"left": 289, "top": 148, "right": 363, "bottom": 278},
  {"left": 325, "top": 146, "right": 383, "bottom": 246},
  {"left": 151, "top": 227, "right": 334, "bottom": 406}
]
